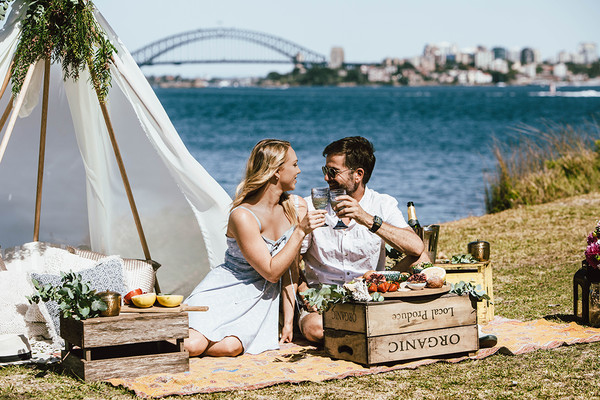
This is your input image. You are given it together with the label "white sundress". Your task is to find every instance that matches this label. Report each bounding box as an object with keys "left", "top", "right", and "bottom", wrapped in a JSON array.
[{"left": 185, "top": 206, "right": 294, "bottom": 355}]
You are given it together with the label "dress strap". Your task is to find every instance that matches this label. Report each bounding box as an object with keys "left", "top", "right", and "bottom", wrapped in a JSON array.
[{"left": 230, "top": 206, "right": 262, "bottom": 230}]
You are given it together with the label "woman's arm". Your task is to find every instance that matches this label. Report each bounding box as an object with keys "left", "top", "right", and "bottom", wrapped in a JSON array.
[
  {"left": 279, "top": 254, "right": 299, "bottom": 344},
  {"left": 230, "top": 197, "right": 326, "bottom": 283}
]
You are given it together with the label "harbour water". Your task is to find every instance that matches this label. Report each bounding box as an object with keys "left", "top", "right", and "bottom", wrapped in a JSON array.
[{"left": 156, "top": 85, "right": 600, "bottom": 224}]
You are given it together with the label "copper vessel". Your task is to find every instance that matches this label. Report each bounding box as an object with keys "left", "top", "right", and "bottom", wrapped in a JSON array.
[
  {"left": 468, "top": 240, "right": 490, "bottom": 262},
  {"left": 98, "top": 290, "right": 121, "bottom": 317}
]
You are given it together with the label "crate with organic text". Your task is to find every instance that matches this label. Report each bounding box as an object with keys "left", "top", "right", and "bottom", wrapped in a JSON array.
[
  {"left": 60, "top": 312, "right": 189, "bottom": 381},
  {"left": 323, "top": 292, "right": 478, "bottom": 366}
]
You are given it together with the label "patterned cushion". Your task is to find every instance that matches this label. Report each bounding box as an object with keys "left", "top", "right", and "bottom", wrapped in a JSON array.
[
  {"left": 74, "top": 249, "right": 156, "bottom": 294},
  {"left": 30, "top": 256, "right": 126, "bottom": 343}
]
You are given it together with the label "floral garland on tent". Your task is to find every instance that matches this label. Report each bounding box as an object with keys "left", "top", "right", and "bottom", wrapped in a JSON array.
[{"left": 0, "top": 0, "right": 115, "bottom": 101}]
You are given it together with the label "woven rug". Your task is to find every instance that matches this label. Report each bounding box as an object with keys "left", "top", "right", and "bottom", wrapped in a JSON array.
[{"left": 107, "top": 317, "right": 600, "bottom": 398}]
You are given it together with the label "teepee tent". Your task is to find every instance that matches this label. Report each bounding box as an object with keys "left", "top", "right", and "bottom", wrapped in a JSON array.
[{"left": 0, "top": 0, "right": 230, "bottom": 296}]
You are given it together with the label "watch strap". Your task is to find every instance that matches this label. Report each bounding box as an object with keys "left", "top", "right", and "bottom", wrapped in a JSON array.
[{"left": 370, "top": 215, "right": 383, "bottom": 233}]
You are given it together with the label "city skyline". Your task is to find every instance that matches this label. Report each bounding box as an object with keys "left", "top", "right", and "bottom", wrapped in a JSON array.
[{"left": 16, "top": 1, "right": 600, "bottom": 78}]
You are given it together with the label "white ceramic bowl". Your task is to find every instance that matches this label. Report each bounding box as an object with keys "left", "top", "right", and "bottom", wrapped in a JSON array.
[{"left": 407, "top": 282, "right": 426, "bottom": 290}]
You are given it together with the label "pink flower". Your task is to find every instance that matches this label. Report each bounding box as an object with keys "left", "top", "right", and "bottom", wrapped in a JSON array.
[
  {"left": 586, "top": 241, "right": 600, "bottom": 269},
  {"left": 588, "top": 232, "right": 598, "bottom": 245}
]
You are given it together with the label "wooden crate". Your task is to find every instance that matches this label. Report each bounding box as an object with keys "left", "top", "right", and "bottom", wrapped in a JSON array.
[
  {"left": 60, "top": 312, "right": 189, "bottom": 381},
  {"left": 437, "top": 261, "right": 494, "bottom": 323},
  {"left": 323, "top": 293, "right": 478, "bottom": 366}
]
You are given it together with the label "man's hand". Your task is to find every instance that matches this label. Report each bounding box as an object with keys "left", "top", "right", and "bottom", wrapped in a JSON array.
[
  {"left": 298, "top": 280, "right": 318, "bottom": 312},
  {"left": 332, "top": 194, "right": 371, "bottom": 227}
]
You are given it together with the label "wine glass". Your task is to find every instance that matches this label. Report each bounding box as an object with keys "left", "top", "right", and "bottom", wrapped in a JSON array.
[
  {"left": 311, "top": 188, "right": 329, "bottom": 227},
  {"left": 329, "top": 188, "right": 348, "bottom": 230}
]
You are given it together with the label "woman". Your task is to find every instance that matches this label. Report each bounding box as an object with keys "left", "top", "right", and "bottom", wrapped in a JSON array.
[{"left": 184, "top": 139, "right": 326, "bottom": 357}]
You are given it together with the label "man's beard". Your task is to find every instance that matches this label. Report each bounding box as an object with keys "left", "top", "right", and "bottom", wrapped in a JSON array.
[{"left": 329, "top": 179, "right": 358, "bottom": 196}]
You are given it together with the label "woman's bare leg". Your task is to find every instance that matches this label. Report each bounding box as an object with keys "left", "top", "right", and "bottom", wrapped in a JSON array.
[
  {"left": 203, "top": 336, "right": 243, "bottom": 357},
  {"left": 184, "top": 329, "right": 210, "bottom": 357}
]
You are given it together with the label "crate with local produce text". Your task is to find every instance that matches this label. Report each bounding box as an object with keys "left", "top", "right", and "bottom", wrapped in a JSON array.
[{"left": 319, "top": 268, "right": 479, "bottom": 366}]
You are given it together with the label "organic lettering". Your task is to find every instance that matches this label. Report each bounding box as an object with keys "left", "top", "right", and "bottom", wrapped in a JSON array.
[{"left": 387, "top": 333, "right": 464, "bottom": 354}]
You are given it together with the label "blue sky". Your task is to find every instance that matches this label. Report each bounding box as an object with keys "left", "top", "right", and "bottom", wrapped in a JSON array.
[{"left": 63, "top": 1, "right": 600, "bottom": 78}]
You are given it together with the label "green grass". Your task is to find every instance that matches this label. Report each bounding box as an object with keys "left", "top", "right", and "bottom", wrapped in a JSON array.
[
  {"left": 2, "top": 193, "right": 600, "bottom": 399},
  {"left": 485, "top": 121, "right": 600, "bottom": 214}
]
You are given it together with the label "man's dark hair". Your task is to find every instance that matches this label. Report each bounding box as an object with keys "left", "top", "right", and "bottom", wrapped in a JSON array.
[{"left": 323, "top": 136, "right": 376, "bottom": 184}]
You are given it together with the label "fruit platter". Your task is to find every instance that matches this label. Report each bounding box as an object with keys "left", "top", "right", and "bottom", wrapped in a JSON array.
[{"left": 121, "top": 289, "right": 208, "bottom": 313}]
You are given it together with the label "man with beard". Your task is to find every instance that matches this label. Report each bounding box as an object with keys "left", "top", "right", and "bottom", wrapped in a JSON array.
[{"left": 298, "top": 136, "right": 428, "bottom": 342}]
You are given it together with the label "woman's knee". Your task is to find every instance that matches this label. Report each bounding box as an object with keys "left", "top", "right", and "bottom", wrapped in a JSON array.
[
  {"left": 220, "top": 337, "right": 243, "bottom": 356},
  {"left": 301, "top": 314, "right": 324, "bottom": 342},
  {"left": 185, "top": 329, "right": 208, "bottom": 357}
]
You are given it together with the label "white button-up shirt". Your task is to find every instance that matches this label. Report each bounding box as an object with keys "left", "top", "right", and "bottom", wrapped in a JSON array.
[{"left": 301, "top": 187, "right": 409, "bottom": 286}]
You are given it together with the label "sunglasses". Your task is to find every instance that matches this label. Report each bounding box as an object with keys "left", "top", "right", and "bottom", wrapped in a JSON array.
[{"left": 321, "top": 166, "right": 353, "bottom": 179}]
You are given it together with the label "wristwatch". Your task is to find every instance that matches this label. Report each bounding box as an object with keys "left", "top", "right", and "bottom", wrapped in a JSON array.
[{"left": 370, "top": 215, "right": 383, "bottom": 233}]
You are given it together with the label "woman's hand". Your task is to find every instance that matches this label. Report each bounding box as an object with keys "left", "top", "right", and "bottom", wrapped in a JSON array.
[
  {"left": 279, "top": 324, "right": 294, "bottom": 344},
  {"left": 298, "top": 209, "right": 327, "bottom": 235}
]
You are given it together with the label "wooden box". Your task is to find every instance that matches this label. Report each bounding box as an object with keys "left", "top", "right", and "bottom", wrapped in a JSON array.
[
  {"left": 437, "top": 261, "right": 494, "bottom": 323},
  {"left": 323, "top": 293, "right": 478, "bottom": 366},
  {"left": 60, "top": 312, "right": 189, "bottom": 381}
]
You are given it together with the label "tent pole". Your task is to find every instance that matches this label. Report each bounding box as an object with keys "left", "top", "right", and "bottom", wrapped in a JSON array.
[
  {"left": 0, "top": 61, "right": 14, "bottom": 102},
  {"left": 86, "top": 61, "right": 160, "bottom": 292},
  {"left": 33, "top": 58, "right": 51, "bottom": 241},
  {"left": 0, "top": 97, "right": 14, "bottom": 134},
  {"left": 0, "top": 63, "right": 36, "bottom": 164}
]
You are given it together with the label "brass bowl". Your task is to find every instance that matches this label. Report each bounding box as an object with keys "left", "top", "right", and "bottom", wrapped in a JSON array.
[{"left": 98, "top": 291, "right": 121, "bottom": 317}]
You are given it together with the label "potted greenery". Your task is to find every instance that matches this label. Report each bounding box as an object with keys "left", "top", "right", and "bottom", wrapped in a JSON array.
[{"left": 27, "top": 271, "right": 107, "bottom": 320}]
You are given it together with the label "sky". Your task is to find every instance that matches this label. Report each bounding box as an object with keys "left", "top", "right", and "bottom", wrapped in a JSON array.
[{"left": 27, "top": 1, "right": 600, "bottom": 78}]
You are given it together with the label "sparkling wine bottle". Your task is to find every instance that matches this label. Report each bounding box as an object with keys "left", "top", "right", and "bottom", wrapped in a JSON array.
[{"left": 407, "top": 201, "right": 421, "bottom": 231}]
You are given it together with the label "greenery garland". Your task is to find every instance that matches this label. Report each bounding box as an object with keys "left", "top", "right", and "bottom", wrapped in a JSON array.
[{"left": 0, "top": 0, "right": 116, "bottom": 101}]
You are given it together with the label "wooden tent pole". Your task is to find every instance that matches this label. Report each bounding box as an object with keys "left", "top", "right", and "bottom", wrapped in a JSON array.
[
  {"left": 86, "top": 61, "right": 152, "bottom": 262},
  {"left": 0, "top": 61, "right": 14, "bottom": 102},
  {"left": 0, "top": 97, "right": 14, "bottom": 133},
  {"left": 33, "top": 58, "right": 51, "bottom": 241},
  {"left": 0, "top": 63, "right": 36, "bottom": 164}
]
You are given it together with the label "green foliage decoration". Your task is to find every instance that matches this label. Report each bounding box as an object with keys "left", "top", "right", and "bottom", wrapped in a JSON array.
[
  {"left": 300, "top": 284, "right": 384, "bottom": 313},
  {"left": 450, "top": 280, "right": 492, "bottom": 303},
  {"left": 1, "top": 0, "right": 116, "bottom": 101},
  {"left": 27, "top": 271, "right": 107, "bottom": 320},
  {"left": 450, "top": 253, "right": 478, "bottom": 264}
]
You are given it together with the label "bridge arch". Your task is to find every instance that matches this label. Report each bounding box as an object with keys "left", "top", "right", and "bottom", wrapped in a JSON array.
[{"left": 131, "top": 28, "right": 327, "bottom": 67}]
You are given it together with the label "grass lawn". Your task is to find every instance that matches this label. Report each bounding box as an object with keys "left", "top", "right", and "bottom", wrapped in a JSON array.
[{"left": 2, "top": 192, "right": 600, "bottom": 399}]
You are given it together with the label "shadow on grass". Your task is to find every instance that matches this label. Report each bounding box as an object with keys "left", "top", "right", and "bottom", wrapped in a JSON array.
[{"left": 543, "top": 313, "right": 580, "bottom": 323}]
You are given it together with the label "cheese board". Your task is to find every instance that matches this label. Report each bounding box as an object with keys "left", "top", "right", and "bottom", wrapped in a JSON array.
[
  {"left": 120, "top": 304, "right": 208, "bottom": 313},
  {"left": 381, "top": 284, "right": 451, "bottom": 299}
]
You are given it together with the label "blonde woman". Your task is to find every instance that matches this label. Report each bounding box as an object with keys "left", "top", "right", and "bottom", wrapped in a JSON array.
[{"left": 184, "top": 139, "right": 326, "bottom": 357}]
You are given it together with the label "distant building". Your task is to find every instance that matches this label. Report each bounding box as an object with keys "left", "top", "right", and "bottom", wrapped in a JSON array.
[
  {"left": 490, "top": 59, "right": 509, "bottom": 74},
  {"left": 557, "top": 51, "right": 571, "bottom": 63},
  {"left": 521, "top": 48, "right": 535, "bottom": 65},
  {"left": 492, "top": 47, "right": 507, "bottom": 60},
  {"left": 474, "top": 49, "right": 493, "bottom": 69},
  {"left": 553, "top": 63, "right": 567, "bottom": 79},
  {"left": 329, "top": 47, "right": 345, "bottom": 69},
  {"left": 578, "top": 42, "right": 598, "bottom": 64}
]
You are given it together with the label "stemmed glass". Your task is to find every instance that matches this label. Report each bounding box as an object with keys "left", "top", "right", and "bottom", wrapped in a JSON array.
[
  {"left": 311, "top": 188, "right": 329, "bottom": 227},
  {"left": 329, "top": 188, "right": 348, "bottom": 230}
]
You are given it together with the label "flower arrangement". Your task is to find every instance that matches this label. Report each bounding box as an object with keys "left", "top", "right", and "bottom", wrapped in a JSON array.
[{"left": 585, "top": 221, "right": 600, "bottom": 269}]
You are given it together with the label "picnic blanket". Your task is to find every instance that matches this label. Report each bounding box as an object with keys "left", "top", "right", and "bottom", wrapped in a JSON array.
[{"left": 107, "top": 317, "right": 600, "bottom": 398}]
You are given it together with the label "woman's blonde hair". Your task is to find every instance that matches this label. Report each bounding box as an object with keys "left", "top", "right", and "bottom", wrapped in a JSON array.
[{"left": 232, "top": 139, "right": 298, "bottom": 224}]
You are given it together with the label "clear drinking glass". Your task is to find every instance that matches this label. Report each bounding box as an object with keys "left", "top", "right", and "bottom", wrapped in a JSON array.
[
  {"left": 311, "top": 187, "right": 329, "bottom": 227},
  {"left": 329, "top": 188, "right": 348, "bottom": 229}
]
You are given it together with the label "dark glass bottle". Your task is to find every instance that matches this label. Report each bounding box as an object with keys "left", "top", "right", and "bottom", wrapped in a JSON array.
[{"left": 407, "top": 201, "right": 421, "bottom": 231}]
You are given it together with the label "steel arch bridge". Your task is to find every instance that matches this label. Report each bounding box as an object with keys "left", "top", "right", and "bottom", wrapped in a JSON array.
[{"left": 131, "top": 28, "right": 327, "bottom": 67}]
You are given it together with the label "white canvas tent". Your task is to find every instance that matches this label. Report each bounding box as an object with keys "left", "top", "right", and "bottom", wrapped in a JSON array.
[{"left": 0, "top": 1, "right": 231, "bottom": 296}]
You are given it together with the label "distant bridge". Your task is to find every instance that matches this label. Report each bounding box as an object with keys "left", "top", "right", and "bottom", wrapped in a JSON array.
[{"left": 131, "top": 28, "right": 328, "bottom": 67}]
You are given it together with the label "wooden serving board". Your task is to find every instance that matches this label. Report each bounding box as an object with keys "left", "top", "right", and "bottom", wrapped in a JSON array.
[
  {"left": 382, "top": 284, "right": 450, "bottom": 299},
  {"left": 121, "top": 304, "right": 208, "bottom": 313}
]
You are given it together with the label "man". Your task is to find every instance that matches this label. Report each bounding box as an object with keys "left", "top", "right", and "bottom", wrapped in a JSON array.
[{"left": 299, "top": 136, "right": 429, "bottom": 342}]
